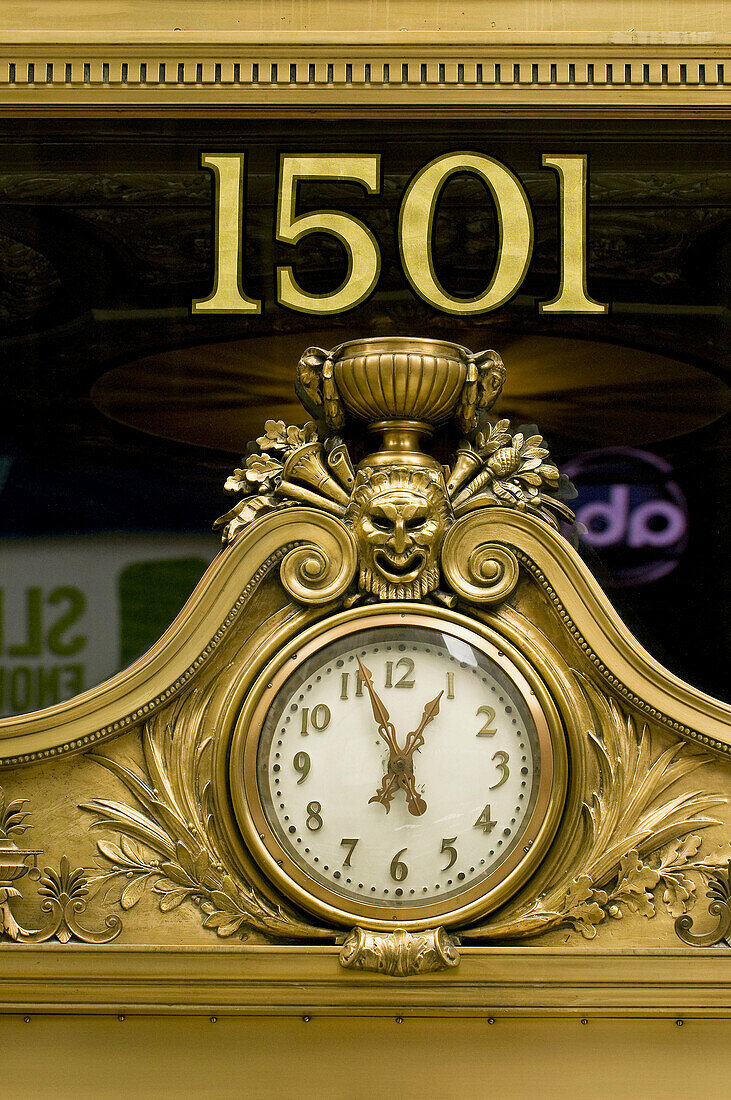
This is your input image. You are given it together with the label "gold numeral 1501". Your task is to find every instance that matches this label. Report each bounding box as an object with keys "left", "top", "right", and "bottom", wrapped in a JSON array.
[{"left": 193, "top": 153, "right": 607, "bottom": 318}]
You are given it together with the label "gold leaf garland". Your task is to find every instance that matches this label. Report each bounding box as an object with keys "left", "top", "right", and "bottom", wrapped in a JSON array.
[
  {"left": 462, "top": 674, "right": 729, "bottom": 941},
  {"left": 82, "top": 694, "right": 331, "bottom": 941},
  {"left": 81, "top": 669, "right": 729, "bottom": 944}
]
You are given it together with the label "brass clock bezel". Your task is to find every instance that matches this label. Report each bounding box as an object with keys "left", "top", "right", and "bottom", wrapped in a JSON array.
[{"left": 229, "top": 603, "right": 568, "bottom": 931}]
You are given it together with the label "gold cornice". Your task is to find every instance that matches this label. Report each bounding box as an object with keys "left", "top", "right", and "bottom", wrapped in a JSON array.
[
  {"left": 1, "top": 0, "right": 728, "bottom": 44},
  {"left": 0, "top": 0, "right": 728, "bottom": 107},
  {"left": 1, "top": 945, "right": 730, "bottom": 1015},
  {"left": 0, "top": 51, "right": 727, "bottom": 108}
]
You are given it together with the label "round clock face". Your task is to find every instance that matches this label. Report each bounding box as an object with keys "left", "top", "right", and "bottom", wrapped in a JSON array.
[{"left": 231, "top": 608, "right": 564, "bottom": 929}]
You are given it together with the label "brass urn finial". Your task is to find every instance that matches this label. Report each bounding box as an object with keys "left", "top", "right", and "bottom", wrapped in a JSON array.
[{"left": 296, "top": 336, "right": 505, "bottom": 468}]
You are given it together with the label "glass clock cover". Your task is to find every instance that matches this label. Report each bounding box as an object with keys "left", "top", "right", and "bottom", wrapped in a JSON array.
[{"left": 233, "top": 610, "right": 560, "bottom": 928}]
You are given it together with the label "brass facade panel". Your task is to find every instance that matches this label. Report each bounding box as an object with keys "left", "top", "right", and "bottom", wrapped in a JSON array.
[
  {"left": 2, "top": 1015, "right": 730, "bottom": 1099},
  {"left": 0, "top": 0, "right": 728, "bottom": 1047}
]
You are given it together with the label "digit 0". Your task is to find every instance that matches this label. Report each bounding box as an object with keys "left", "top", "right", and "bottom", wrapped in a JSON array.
[{"left": 300, "top": 704, "right": 331, "bottom": 735}]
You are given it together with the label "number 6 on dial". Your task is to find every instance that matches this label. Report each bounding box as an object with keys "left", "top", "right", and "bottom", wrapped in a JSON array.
[{"left": 390, "top": 848, "right": 408, "bottom": 882}]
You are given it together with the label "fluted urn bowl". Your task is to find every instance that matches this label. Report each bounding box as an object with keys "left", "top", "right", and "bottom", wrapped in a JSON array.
[
  {"left": 0, "top": 836, "right": 36, "bottom": 884},
  {"left": 330, "top": 337, "right": 471, "bottom": 428}
]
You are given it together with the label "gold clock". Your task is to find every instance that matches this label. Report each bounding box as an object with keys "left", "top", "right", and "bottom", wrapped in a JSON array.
[{"left": 230, "top": 604, "right": 567, "bottom": 930}]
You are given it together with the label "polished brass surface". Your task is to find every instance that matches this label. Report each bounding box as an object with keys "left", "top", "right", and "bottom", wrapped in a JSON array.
[
  {"left": 0, "top": 0, "right": 729, "bottom": 1057},
  {"left": 3, "top": 1015, "right": 731, "bottom": 1100},
  {"left": 298, "top": 337, "right": 504, "bottom": 444},
  {"left": 0, "top": 332, "right": 729, "bottom": 968},
  {"left": 2, "top": 944, "right": 731, "bottom": 1014}
]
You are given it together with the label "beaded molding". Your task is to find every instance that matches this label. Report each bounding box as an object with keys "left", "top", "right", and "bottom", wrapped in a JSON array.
[{"left": 514, "top": 550, "right": 731, "bottom": 758}]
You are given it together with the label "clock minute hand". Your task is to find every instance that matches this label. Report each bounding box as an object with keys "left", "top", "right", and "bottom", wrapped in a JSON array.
[
  {"left": 356, "top": 657, "right": 400, "bottom": 756},
  {"left": 357, "top": 658, "right": 433, "bottom": 817},
  {"left": 402, "top": 691, "right": 443, "bottom": 760}
]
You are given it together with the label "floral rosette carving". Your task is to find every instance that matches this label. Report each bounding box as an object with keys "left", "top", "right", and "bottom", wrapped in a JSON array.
[{"left": 0, "top": 783, "right": 121, "bottom": 944}]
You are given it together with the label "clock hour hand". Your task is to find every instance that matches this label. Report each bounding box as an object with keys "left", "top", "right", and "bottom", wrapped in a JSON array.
[
  {"left": 368, "top": 770, "right": 399, "bottom": 813},
  {"left": 358, "top": 657, "right": 429, "bottom": 817},
  {"left": 369, "top": 762, "right": 426, "bottom": 816},
  {"left": 396, "top": 771, "right": 427, "bottom": 817},
  {"left": 389, "top": 692, "right": 442, "bottom": 817}
]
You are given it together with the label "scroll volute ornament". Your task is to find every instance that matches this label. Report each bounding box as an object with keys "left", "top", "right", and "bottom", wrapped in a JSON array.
[
  {"left": 216, "top": 335, "right": 570, "bottom": 607},
  {"left": 340, "top": 926, "right": 460, "bottom": 976}
]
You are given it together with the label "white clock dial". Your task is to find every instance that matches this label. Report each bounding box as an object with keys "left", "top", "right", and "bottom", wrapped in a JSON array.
[{"left": 235, "top": 611, "right": 558, "bottom": 927}]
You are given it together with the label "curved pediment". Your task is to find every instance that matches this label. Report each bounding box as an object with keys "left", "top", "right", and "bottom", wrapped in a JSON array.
[
  {"left": 1, "top": 335, "right": 729, "bottom": 962},
  {"left": 1, "top": 500, "right": 728, "bottom": 766},
  {"left": 0, "top": 508, "right": 356, "bottom": 766}
]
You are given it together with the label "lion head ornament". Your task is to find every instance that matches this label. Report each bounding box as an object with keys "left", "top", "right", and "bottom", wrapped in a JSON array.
[{"left": 345, "top": 466, "right": 453, "bottom": 600}]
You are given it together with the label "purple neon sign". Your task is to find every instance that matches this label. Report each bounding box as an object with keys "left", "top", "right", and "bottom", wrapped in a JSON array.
[{"left": 562, "top": 448, "right": 689, "bottom": 587}]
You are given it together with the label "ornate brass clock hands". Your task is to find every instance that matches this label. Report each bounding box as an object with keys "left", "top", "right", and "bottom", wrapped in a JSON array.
[{"left": 356, "top": 657, "right": 442, "bottom": 817}]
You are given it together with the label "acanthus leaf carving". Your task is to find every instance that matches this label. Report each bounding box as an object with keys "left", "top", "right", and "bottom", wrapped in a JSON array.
[
  {"left": 0, "top": 782, "right": 121, "bottom": 944},
  {"left": 462, "top": 675, "right": 729, "bottom": 942},
  {"left": 82, "top": 700, "right": 333, "bottom": 942}
]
